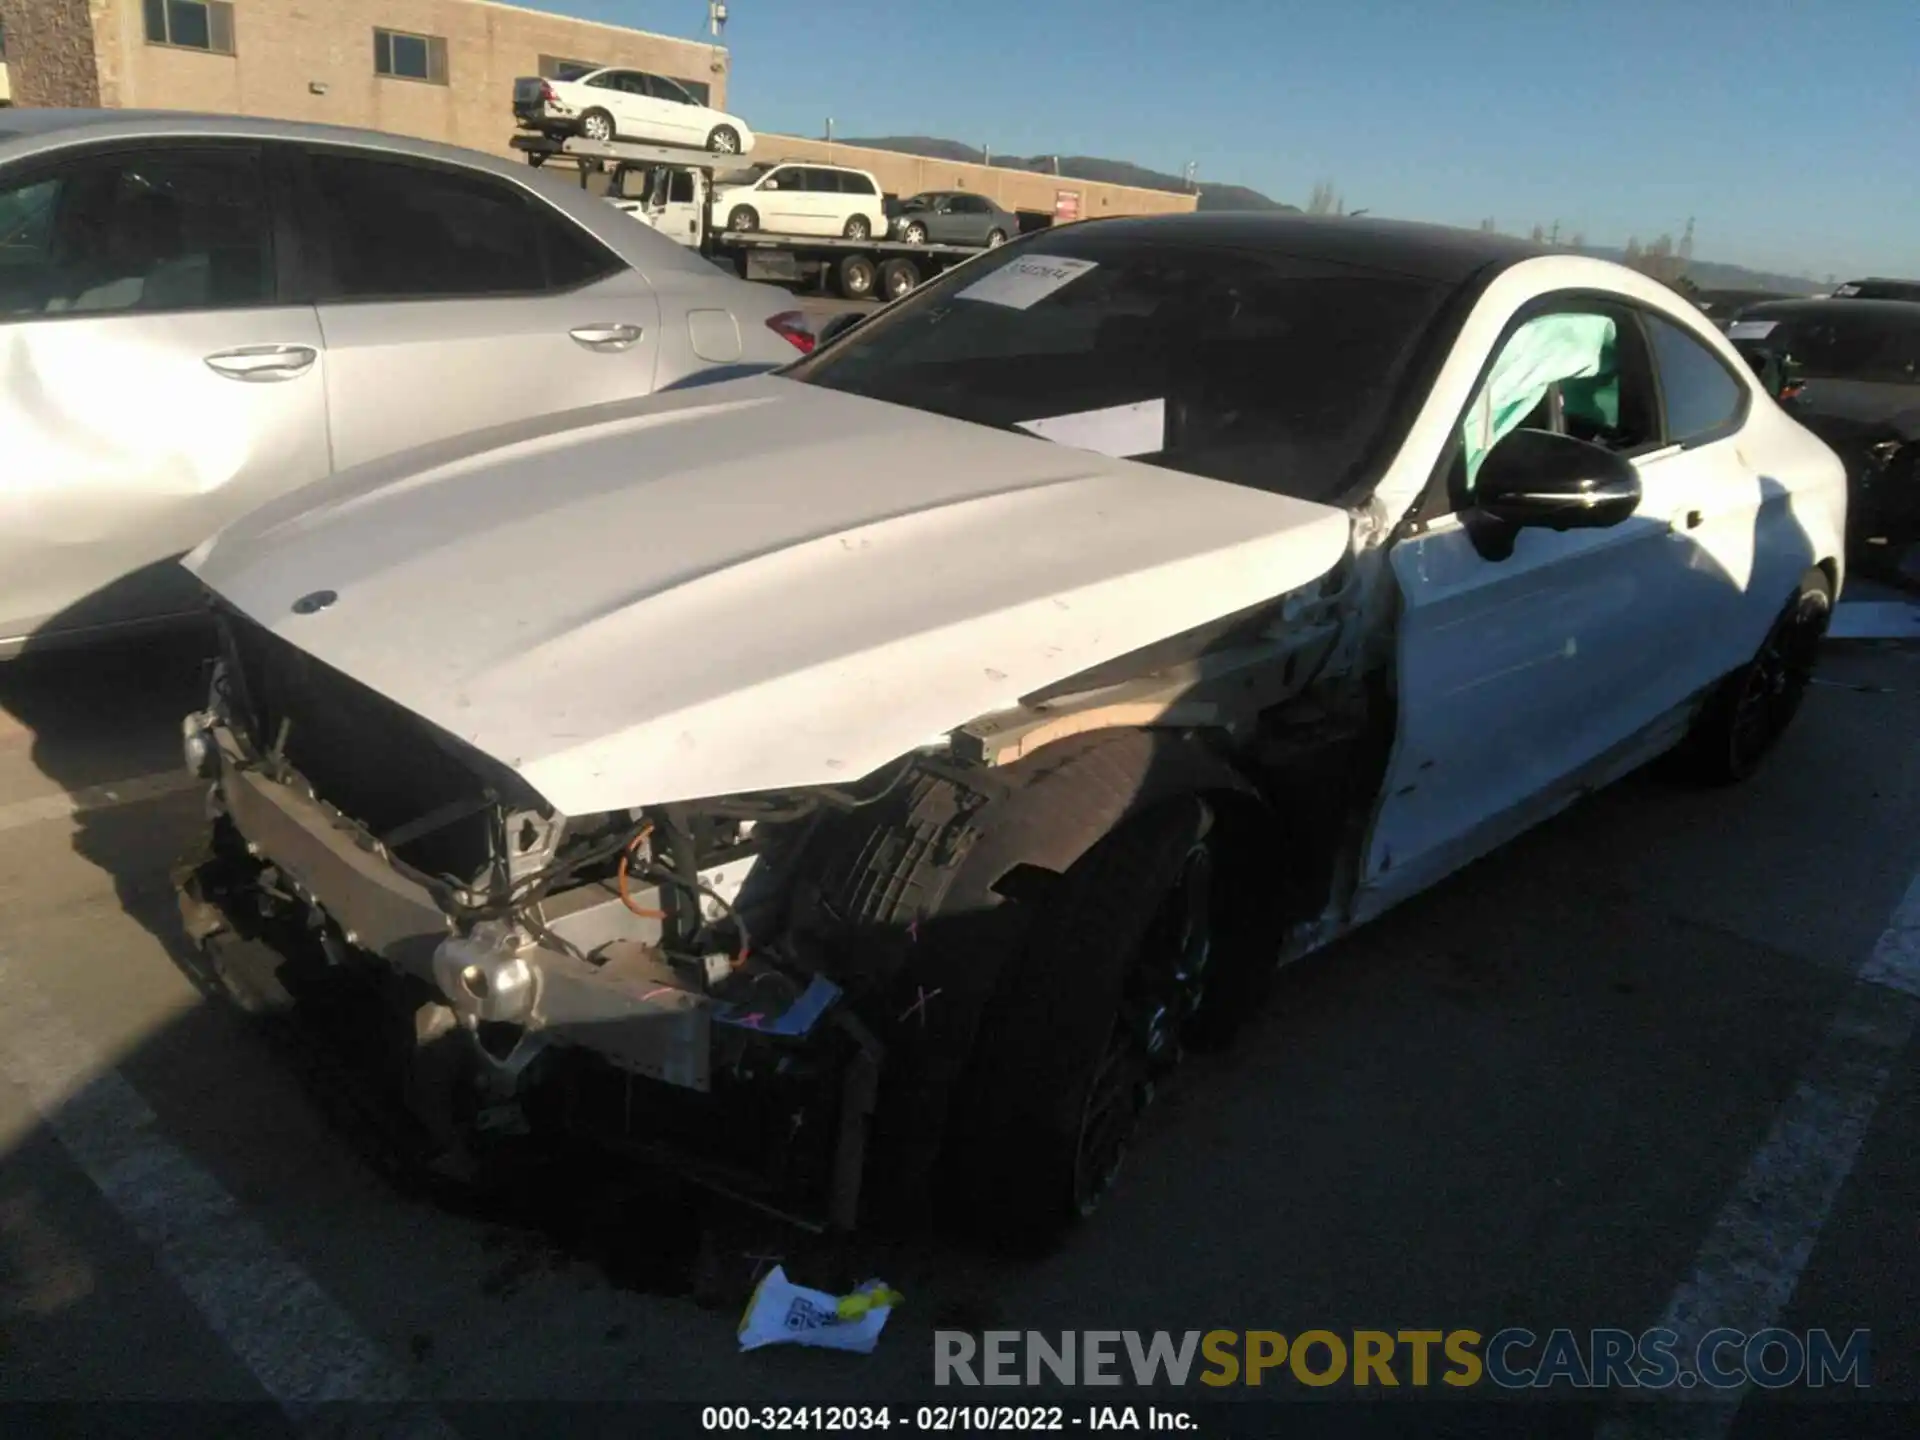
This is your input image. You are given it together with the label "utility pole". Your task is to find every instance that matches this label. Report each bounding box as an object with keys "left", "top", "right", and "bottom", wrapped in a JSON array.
[{"left": 707, "top": 3, "right": 728, "bottom": 98}]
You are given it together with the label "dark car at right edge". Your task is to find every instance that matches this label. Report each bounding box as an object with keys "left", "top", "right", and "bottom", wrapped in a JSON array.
[{"left": 1730, "top": 297, "right": 1920, "bottom": 578}]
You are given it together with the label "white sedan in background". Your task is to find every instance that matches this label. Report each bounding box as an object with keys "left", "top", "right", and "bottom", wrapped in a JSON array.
[
  {"left": 512, "top": 68, "right": 755, "bottom": 156},
  {"left": 177, "top": 216, "right": 1846, "bottom": 1242},
  {"left": 0, "top": 109, "right": 809, "bottom": 655}
]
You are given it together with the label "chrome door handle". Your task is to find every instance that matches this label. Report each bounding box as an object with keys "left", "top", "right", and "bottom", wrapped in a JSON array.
[
  {"left": 205, "top": 344, "right": 318, "bottom": 381},
  {"left": 569, "top": 322, "right": 644, "bottom": 352}
]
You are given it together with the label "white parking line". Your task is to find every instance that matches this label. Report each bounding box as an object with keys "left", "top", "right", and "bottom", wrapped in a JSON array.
[
  {"left": 1597, "top": 866, "right": 1920, "bottom": 1438},
  {"left": 0, "top": 950, "right": 455, "bottom": 1435},
  {"left": 0, "top": 770, "right": 201, "bottom": 835}
]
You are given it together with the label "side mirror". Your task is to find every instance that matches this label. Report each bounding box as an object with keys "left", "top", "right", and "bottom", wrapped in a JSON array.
[
  {"left": 1474, "top": 428, "right": 1642, "bottom": 531},
  {"left": 815, "top": 312, "right": 864, "bottom": 345}
]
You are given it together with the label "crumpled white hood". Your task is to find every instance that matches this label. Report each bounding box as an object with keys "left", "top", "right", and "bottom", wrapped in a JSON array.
[{"left": 188, "top": 376, "right": 1352, "bottom": 816}]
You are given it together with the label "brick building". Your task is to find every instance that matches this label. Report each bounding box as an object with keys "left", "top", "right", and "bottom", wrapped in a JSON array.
[
  {"left": 0, "top": 0, "right": 1196, "bottom": 219},
  {"left": 0, "top": 0, "right": 727, "bottom": 149}
]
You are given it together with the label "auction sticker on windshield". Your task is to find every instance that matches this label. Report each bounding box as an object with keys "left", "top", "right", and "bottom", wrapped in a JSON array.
[
  {"left": 957, "top": 255, "right": 1098, "bottom": 310},
  {"left": 1727, "top": 320, "right": 1778, "bottom": 340}
]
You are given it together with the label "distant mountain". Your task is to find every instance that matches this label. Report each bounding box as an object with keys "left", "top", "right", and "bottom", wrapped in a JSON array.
[
  {"left": 839, "top": 136, "right": 1817, "bottom": 292},
  {"left": 840, "top": 136, "right": 1297, "bottom": 214},
  {"left": 1576, "top": 250, "right": 1818, "bottom": 296}
]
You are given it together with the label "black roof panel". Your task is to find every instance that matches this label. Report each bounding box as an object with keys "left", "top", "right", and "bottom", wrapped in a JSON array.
[{"left": 1056, "top": 212, "right": 1553, "bottom": 283}]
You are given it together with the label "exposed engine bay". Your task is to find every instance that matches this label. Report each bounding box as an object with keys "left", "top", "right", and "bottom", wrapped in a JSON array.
[{"left": 177, "top": 550, "right": 1375, "bottom": 1233}]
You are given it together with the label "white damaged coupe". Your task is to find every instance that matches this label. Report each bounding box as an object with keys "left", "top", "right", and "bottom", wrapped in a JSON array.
[{"left": 176, "top": 215, "right": 1847, "bottom": 1239}]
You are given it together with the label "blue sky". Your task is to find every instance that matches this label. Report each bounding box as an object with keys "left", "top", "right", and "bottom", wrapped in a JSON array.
[{"left": 527, "top": 0, "right": 1918, "bottom": 279}]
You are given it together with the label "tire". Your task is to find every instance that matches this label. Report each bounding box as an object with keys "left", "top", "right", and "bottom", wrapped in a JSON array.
[
  {"left": 836, "top": 253, "right": 877, "bottom": 298},
  {"left": 797, "top": 730, "right": 1275, "bottom": 1233},
  {"left": 706, "top": 125, "right": 741, "bottom": 155},
  {"left": 1669, "top": 567, "right": 1832, "bottom": 785},
  {"left": 726, "top": 205, "right": 759, "bottom": 233},
  {"left": 580, "top": 109, "right": 615, "bottom": 143},
  {"left": 878, "top": 257, "right": 920, "bottom": 300},
  {"left": 986, "top": 228, "right": 1008, "bottom": 247},
  {"left": 940, "top": 798, "right": 1230, "bottom": 1246},
  {"left": 843, "top": 214, "right": 873, "bottom": 241},
  {"left": 901, "top": 221, "right": 928, "bottom": 245}
]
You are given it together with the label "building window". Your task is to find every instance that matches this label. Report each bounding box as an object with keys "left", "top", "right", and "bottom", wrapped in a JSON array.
[
  {"left": 374, "top": 28, "right": 449, "bottom": 85},
  {"left": 539, "top": 56, "right": 603, "bottom": 81},
  {"left": 144, "top": 0, "right": 236, "bottom": 55}
]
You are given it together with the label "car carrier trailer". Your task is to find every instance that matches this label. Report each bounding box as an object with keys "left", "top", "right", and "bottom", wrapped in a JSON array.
[{"left": 512, "top": 133, "right": 992, "bottom": 301}]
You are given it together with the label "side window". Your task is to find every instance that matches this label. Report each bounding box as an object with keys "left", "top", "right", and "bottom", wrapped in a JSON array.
[
  {"left": 541, "top": 204, "right": 626, "bottom": 291},
  {"left": 0, "top": 179, "right": 61, "bottom": 269},
  {"left": 845, "top": 173, "right": 878, "bottom": 197},
  {"left": 953, "top": 194, "right": 985, "bottom": 213},
  {"left": 585, "top": 70, "right": 621, "bottom": 90},
  {"left": 0, "top": 146, "right": 271, "bottom": 320},
  {"left": 1645, "top": 314, "right": 1746, "bottom": 442},
  {"left": 648, "top": 75, "right": 694, "bottom": 105},
  {"left": 803, "top": 170, "right": 836, "bottom": 193},
  {"left": 667, "top": 170, "right": 696, "bottom": 204},
  {"left": 762, "top": 167, "right": 797, "bottom": 191},
  {"left": 304, "top": 151, "right": 613, "bottom": 299},
  {"left": 1453, "top": 308, "right": 1658, "bottom": 502}
]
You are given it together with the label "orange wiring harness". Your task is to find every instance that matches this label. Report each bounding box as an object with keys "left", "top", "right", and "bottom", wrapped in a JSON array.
[
  {"left": 616, "top": 823, "right": 666, "bottom": 920},
  {"left": 616, "top": 821, "right": 750, "bottom": 968}
]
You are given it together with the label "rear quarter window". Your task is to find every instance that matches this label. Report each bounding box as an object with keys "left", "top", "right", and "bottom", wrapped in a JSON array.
[{"left": 1645, "top": 314, "right": 1747, "bottom": 441}]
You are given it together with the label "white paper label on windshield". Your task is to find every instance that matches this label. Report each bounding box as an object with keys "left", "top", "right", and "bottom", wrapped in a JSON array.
[
  {"left": 1726, "top": 320, "right": 1778, "bottom": 340},
  {"left": 1017, "top": 398, "right": 1165, "bottom": 458},
  {"left": 957, "top": 255, "right": 1098, "bottom": 310}
]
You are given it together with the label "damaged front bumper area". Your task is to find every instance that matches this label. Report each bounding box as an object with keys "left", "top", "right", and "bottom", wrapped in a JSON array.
[{"left": 175, "top": 616, "right": 881, "bottom": 1229}]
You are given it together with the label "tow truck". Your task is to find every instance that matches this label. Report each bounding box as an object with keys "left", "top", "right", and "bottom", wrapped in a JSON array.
[{"left": 512, "top": 133, "right": 999, "bottom": 301}]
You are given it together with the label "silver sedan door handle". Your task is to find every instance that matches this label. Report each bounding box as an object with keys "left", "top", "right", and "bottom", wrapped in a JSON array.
[
  {"left": 569, "top": 322, "right": 644, "bottom": 352},
  {"left": 205, "top": 344, "right": 318, "bottom": 382}
]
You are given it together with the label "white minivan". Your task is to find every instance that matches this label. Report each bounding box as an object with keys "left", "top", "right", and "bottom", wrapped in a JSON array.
[{"left": 709, "top": 163, "right": 888, "bottom": 240}]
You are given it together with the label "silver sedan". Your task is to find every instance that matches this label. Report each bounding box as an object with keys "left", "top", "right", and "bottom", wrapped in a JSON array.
[{"left": 0, "top": 109, "right": 808, "bottom": 654}]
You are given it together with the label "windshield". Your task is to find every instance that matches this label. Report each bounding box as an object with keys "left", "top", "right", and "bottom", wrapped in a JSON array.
[
  {"left": 1733, "top": 311, "right": 1920, "bottom": 386},
  {"left": 784, "top": 231, "right": 1453, "bottom": 501}
]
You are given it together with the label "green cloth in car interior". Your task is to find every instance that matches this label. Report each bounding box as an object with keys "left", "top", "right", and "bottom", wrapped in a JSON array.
[
  {"left": 1558, "top": 330, "right": 1621, "bottom": 436},
  {"left": 1462, "top": 313, "right": 1618, "bottom": 488}
]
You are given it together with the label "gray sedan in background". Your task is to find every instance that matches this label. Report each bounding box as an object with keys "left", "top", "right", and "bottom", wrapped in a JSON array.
[
  {"left": 0, "top": 110, "right": 808, "bottom": 655},
  {"left": 890, "top": 190, "right": 1016, "bottom": 247}
]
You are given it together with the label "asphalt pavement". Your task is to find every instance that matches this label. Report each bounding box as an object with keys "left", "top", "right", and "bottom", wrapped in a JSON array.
[{"left": 0, "top": 596, "right": 1915, "bottom": 1437}]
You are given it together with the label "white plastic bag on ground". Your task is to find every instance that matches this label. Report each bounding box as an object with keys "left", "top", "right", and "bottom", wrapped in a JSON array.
[{"left": 737, "top": 1265, "right": 903, "bottom": 1353}]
